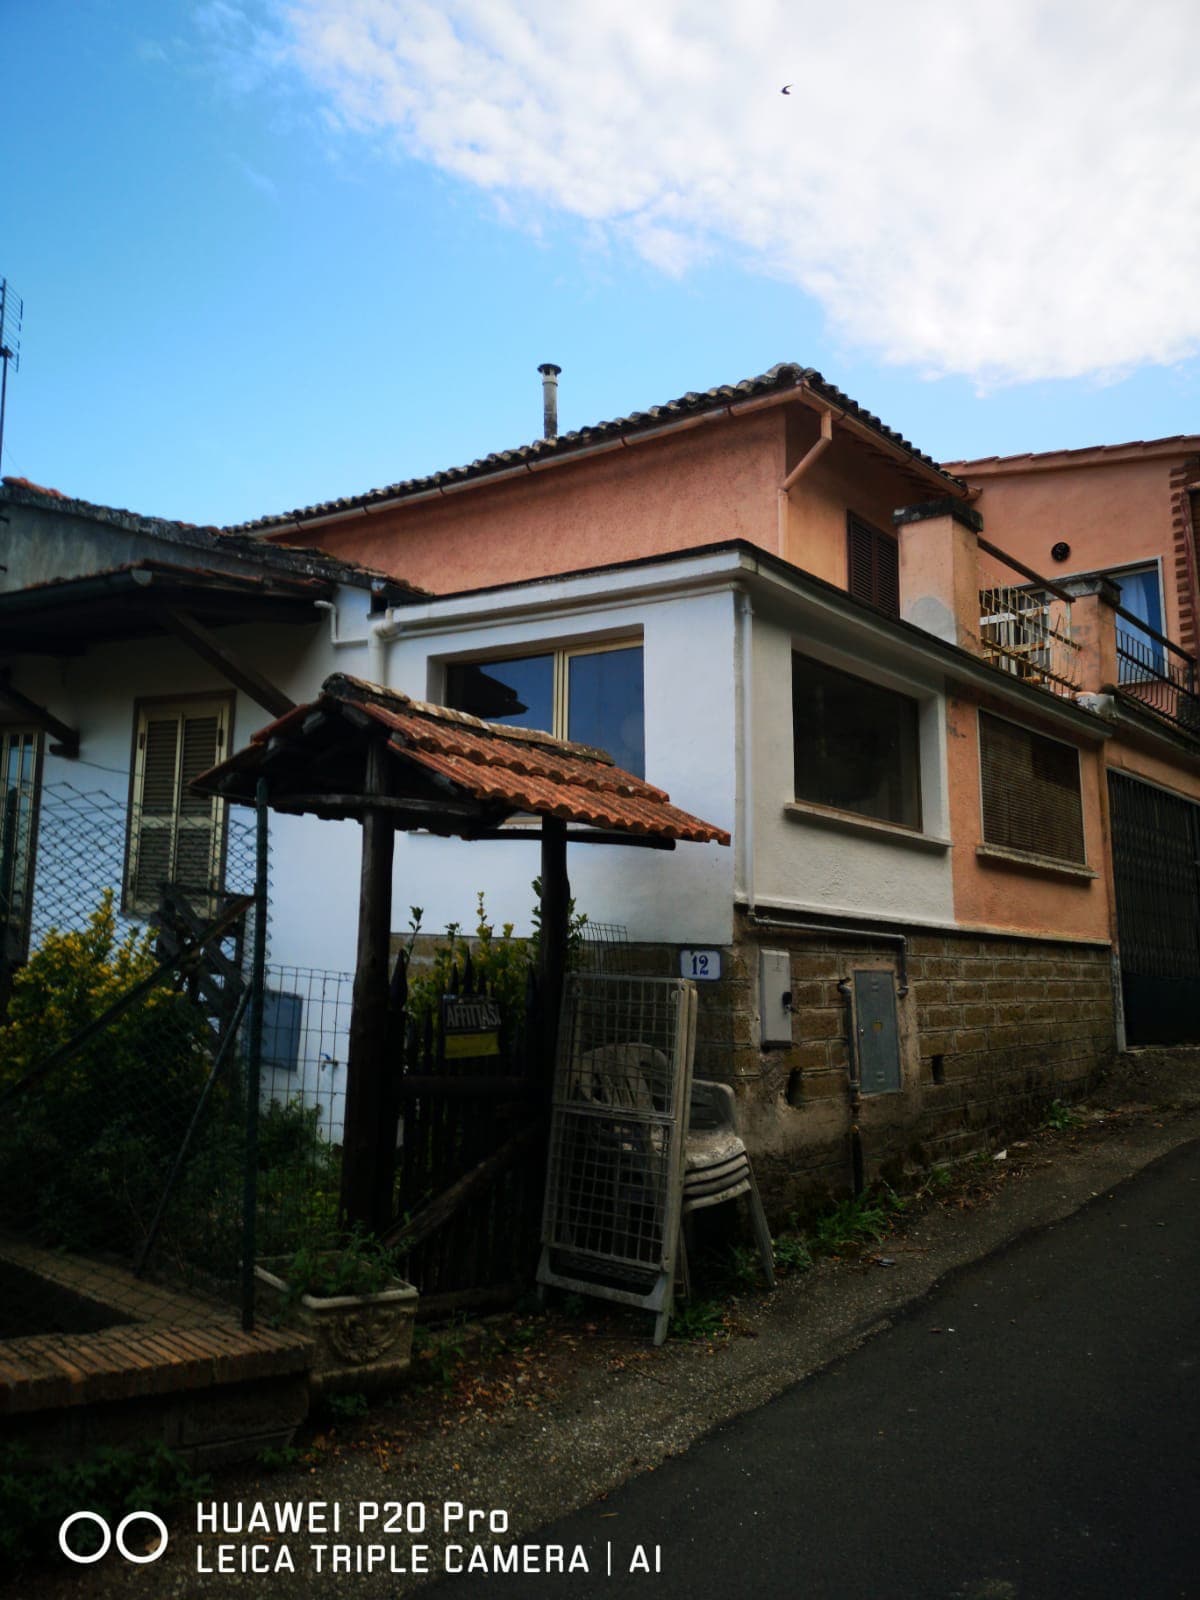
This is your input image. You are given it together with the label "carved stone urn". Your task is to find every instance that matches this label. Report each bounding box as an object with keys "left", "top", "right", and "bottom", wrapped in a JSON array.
[{"left": 255, "top": 1262, "right": 419, "bottom": 1395}]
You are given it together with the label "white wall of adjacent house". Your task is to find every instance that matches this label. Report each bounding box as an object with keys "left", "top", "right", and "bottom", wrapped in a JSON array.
[
  {"left": 5, "top": 586, "right": 375, "bottom": 1133},
  {"left": 380, "top": 573, "right": 740, "bottom": 948},
  {"left": 750, "top": 601, "right": 956, "bottom": 927}
]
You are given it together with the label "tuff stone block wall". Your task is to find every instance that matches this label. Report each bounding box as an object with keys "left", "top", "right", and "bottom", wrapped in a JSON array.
[
  {"left": 392, "top": 921, "right": 1116, "bottom": 1222},
  {"left": 717, "top": 920, "right": 1116, "bottom": 1216}
]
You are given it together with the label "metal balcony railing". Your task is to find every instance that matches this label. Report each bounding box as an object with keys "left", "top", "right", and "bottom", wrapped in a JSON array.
[{"left": 1114, "top": 617, "right": 1200, "bottom": 736}]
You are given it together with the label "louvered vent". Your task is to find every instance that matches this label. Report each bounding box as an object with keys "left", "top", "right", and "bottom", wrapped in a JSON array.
[
  {"left": 979, "top": 712, "right": 1085, "bottom": 864},
  {"left": 847, "top": 512, "right": 899, "bottom": 617}
]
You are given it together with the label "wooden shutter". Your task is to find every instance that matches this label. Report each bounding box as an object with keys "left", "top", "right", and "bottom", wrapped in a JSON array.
[
  {"left": 847, "top": 513, "right": 899, "bottom": 617},
  {"left": 128, "top": 700, "right": 228, "bottom": 915},
  {"left": 979, "top": 712, "right": 1085, "bottom": 864}
]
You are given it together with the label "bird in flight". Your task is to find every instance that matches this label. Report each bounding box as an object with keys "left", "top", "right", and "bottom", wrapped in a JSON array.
[{"left": 781, "top": 84, "right": 792, "bottom": 94}]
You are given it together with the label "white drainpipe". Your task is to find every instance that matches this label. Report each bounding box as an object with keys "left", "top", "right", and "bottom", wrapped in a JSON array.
[{"left": 737, "top": 588, "right": 756, "bottom": 912}]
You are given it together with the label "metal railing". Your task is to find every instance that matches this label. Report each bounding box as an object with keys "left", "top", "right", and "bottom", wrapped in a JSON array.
[
  {"left": 978, "top": 582, "right": 1083, "bottom": 697},
  {"left": 1114, "top": 616, "right": 1200, "bottom": 735}
]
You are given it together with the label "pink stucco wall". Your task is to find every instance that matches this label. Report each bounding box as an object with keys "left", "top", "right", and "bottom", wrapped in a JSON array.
[
  {"left": 272, "top": 403, "right": 947, "bottom": 598},
  {"left": 272, "top": 409, "right": 787, "bottom": 593},
  {"left": 949, "top": 449, "right": 1197, "bottom": 649},
  {"left": 946, "top": 692, "right": 1112, "bottom": 943}
]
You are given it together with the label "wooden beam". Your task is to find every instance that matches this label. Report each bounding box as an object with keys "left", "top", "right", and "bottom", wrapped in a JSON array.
[
  {"left": 0, "top": 676, "right": 79, "bottom": 757},
  {"left": 339, "top": 737, "right": 399, "bottom": 1234},
  {"left": 269, "top": 792, "right": 484, "bottom": 823},
  {"left": 381, "top": 1122, "right": 541, "bottom": 1251},
  {"left": 468, "top": 827, "right": 676, "bottom": 850},
  {"left": 160, "top": 608, "right": 295, "bottom": 718},
  {"left": 539, "top": 815, "right": 569, "bottom": 1084}
]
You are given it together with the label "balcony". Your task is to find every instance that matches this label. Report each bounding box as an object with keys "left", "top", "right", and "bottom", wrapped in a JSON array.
[
  {"left": 976, "top": 537, "right": 1200, "bottom": 736},
  {"left": 976, "top": 538, "right": 1082, "bottom": 701},
  {"left": 1114, "top": 621, "right": 1200, "bottom": 736}
]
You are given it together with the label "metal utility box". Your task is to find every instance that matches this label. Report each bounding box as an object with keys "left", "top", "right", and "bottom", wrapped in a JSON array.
[
  {"left": 760, "top": 949, "right": 793, "bottom": 1048},
  {"left": 852, "top": 970, "right": 901, "bottom": 1094}
]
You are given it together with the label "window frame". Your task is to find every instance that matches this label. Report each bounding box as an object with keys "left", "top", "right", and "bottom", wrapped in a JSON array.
[
  {"left": 0, "top": 726, "right": 45, "bottom": 966},
  {"left": 441, "top": 636, "right": 645, "bottom": 775},
  {"left": 790, "top": 650, "right": 924, "bottom": 833},
  {"left": 123, "top": 691, "right": 234, "bottom": 919},
  {"left": 846, "top": 511, "right": 900, "bottom": 617},
  {"left": 976, "top": 708, "right": 1087, "bottom": 869}
]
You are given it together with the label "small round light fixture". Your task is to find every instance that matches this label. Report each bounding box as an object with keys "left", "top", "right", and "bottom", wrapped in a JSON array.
[{"left": 1050, "top": 540, "right": 1071, "bottom": 563}]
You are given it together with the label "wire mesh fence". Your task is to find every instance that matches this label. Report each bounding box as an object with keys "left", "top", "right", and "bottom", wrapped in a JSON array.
[{"left": 0, "top": 781, "right": 356, "bottom": 1343}]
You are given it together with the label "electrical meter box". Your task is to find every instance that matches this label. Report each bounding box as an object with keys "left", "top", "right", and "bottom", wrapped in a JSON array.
[{"left": 759, "top": 948, "right": 792, "bottom": 1047}]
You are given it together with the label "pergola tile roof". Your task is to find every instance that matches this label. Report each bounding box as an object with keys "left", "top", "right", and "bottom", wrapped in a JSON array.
[{"left": 196, "top": 674, "right": 730, "bottom": 847}]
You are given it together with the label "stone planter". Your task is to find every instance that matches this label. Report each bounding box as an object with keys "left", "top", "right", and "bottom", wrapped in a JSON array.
[{"left": 255, "top": 1262, "right": 419, "bottom": 1396}]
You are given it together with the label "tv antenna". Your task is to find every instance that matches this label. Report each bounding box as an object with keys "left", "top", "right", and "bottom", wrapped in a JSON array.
[{"left": 0, "top": 278, "right": 22, "bottom": 477}]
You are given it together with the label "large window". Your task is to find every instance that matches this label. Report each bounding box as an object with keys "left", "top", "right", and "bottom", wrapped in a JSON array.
[
  {"left": 978, "top": 711, "right": 1085, "bottom": 865},
  {"left": 792, "top": 654, "right": 922, "bottom": 829},
  {"left": 125, "top": 696, "right": 231, "bottom": 917},
  {"left": 847, "top": 512, "right": 900, "bottom": 617},
  {"left": 445, "top": 642, "right": 645, "bottom": 777},
  {"left": 0, "top": 728, "right": 43, "bottom": 966},
  {"left": 1110, "top": 563, "right": 1165, "bottom": 679}
]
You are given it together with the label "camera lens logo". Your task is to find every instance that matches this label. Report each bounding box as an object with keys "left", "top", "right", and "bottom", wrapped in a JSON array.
[{"left": 58, "top": 1511, "right": 168, "bottom": 1565}]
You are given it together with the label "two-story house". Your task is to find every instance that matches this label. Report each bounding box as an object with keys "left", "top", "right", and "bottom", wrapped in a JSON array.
[{"left": 228, "top": 363, "right": 1200, "bottom": 1202}]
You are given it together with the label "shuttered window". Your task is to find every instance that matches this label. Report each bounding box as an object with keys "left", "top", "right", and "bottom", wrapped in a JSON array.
[
  {"left": 978, "top": 712, "right": 1085, "bottom": 865},
  {"left": 126, "top": 698, "right": 231, "bottom": 916},
  {"left": 847, "top": 513, "right": 899, "bottom": 617},
  {"left": 0, "top": 728, "right": 43, "bottom": 965}
]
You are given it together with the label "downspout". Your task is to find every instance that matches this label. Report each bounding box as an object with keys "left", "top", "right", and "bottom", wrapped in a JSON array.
[
  {"left": 737, "top": 589, "right": 756, "bottom": 914},
  {"left": 777, "top": 405, "right": 834, "bottom": 557},
  {"left": 313, "top": 599, "right": 402, "bottom": 688},
  {"left": 836, "top": 977, "right": 865, "bottom": 1195}
]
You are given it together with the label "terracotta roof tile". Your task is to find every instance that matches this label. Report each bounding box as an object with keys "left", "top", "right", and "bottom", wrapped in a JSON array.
[
  {"left": 225, "top": 674, "right": 729, "bottom": 846},
  {"left": 228, "top": 363, "right": 963, "bottom": 534}
]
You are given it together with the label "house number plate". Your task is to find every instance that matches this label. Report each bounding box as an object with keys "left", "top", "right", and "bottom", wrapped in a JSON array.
[{"left": 679, "top": 949, "right": 722, "bottom": 981}]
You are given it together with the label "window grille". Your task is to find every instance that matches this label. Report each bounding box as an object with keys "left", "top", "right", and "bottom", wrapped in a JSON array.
[{"left": 979, "top": 711, "right": 1085, "bottom": 864}]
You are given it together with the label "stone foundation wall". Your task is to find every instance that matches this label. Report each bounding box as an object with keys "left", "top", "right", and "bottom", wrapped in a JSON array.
[{"left": 390, "top": 920, "right": 1116, "bottom": 1222}]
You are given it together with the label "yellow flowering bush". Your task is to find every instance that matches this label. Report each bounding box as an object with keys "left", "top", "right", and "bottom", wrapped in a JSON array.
[{"left": 0, "top": 891, "right": 212, "bottom": 1253}]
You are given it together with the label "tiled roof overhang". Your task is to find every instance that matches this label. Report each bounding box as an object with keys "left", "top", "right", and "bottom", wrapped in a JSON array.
[
  {"left": 0, "top": 561, "right": 336, "bottom": 653},
  {"left": 193, "top": 673, "right": 730, "bottom": 847},
  {"left": 0, "top": 476, "right": 426, "bottom": 603},
  {"left": 229, "top": 363, "right": 966, "bottom": 535}
]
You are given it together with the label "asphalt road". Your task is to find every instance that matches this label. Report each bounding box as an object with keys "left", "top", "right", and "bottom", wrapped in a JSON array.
[{"left": 433, "top": 1139, "right": 1200, "bottom": 1600}]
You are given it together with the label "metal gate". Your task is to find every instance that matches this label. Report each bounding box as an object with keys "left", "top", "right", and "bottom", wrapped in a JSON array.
[{"left": 1108, "top": 771, "right": 1200, "bottom": 1045}]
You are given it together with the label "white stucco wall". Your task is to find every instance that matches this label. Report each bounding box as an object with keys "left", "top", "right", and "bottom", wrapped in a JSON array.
[
  {"left": 373, "top": 569, "right": 740, "bottom": 946},
  {"left": 8, "top": 585, "right": 374, "bottom": 976},
  {"left": 749, "top": 595, "right": 956, "bottom": 926}
]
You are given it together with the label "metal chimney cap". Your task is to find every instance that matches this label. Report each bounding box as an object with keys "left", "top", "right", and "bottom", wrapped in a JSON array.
[{"left": 537, "top": 362, "right": 562, "bottom": 376}]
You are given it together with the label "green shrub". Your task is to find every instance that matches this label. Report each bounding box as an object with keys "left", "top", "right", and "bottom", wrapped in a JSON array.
[
  {"left": 0, "top": 893, "right": 212, "bottom": 1255},
  {"left": 0, "top": 1442, "right": 207, "bottom": 1569}
]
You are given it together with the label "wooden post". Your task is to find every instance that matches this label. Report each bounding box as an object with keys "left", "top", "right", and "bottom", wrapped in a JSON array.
[
  {"left": 539, "top": 816, "right": 569, "bottom": 1082},
  {"left": 339, "top": 738, "right": 397, "bottom": 1233}
]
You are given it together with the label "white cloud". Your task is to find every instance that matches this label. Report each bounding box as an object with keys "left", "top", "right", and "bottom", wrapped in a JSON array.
[{"left": 274, "top": 0, "right": 1200, "bottom": 384}]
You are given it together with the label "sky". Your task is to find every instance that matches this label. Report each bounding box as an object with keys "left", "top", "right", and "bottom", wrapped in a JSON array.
[{"left": 3, "top": 0, "right": 1200, "bottom": 529}]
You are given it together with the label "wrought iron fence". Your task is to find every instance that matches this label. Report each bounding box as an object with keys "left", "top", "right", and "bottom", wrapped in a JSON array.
[{"left": 1115, "top": 623, "right": 1200, "bottom": 735}]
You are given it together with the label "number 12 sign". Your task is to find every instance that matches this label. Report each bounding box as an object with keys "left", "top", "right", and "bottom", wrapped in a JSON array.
[{"left": 679, "top": 949, "right": 722, "bottom": 981}]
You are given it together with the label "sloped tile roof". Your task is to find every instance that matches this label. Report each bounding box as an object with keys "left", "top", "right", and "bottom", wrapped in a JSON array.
[
  {"left": 229, "top": 363, "right": 963, "bottom": 534},
  {"left": 197, "top": 673, "right": 730, "bottom": 846}
]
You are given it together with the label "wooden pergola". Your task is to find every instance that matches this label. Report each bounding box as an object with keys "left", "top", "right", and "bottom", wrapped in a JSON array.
[{"left": 194, "top": 673, "right": 729, "bottom": 1234}]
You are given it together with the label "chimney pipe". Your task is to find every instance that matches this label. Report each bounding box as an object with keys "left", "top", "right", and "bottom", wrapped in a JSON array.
[{"left": 538, "top": 363, "right": 562, "bottom": 440}]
